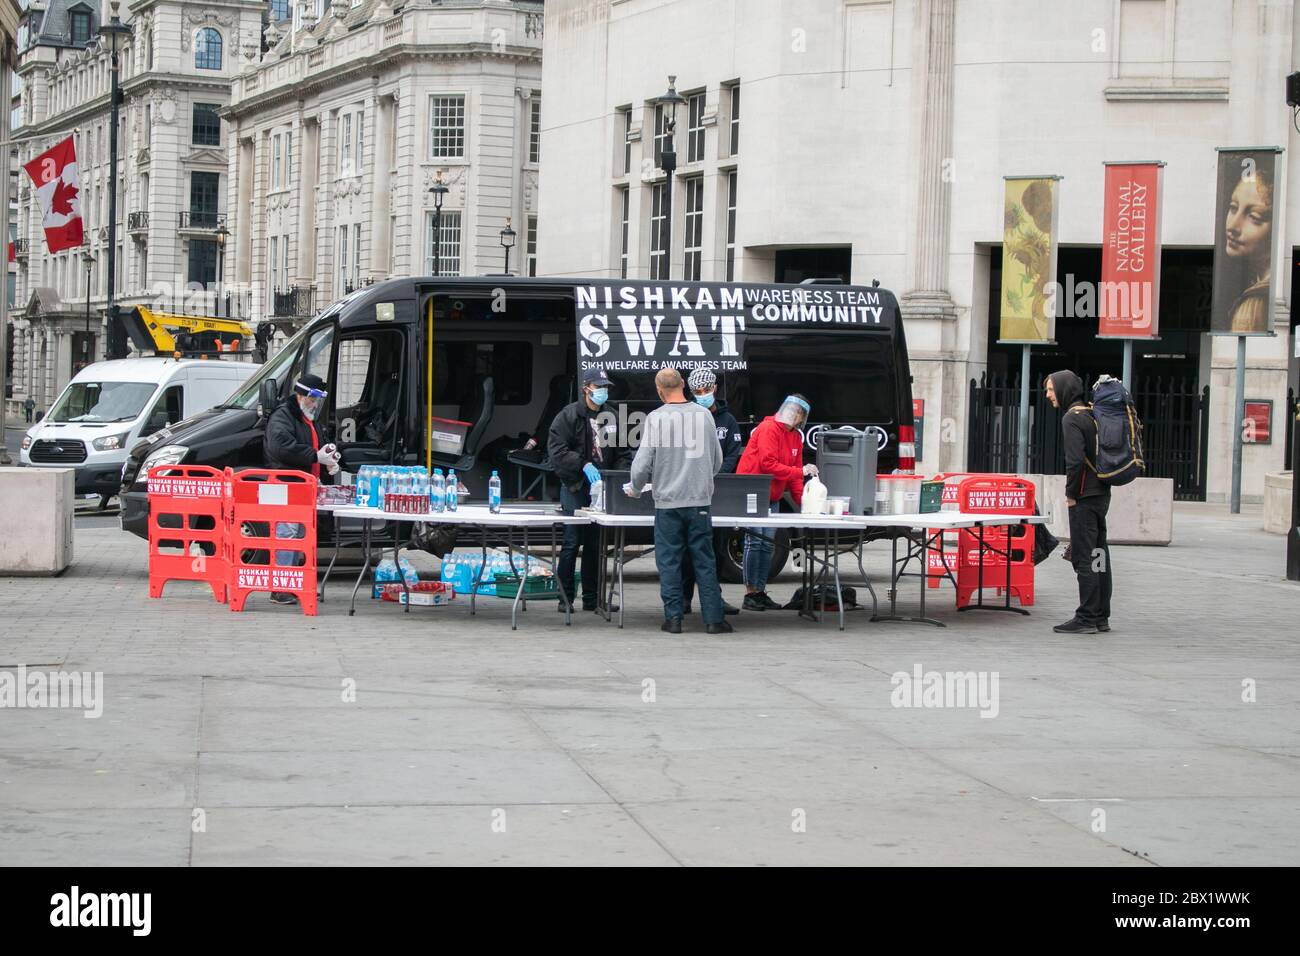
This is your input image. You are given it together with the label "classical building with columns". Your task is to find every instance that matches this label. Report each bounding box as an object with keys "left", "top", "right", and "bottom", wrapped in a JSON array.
[
  {"left": 223, "top": 0, "right": 544, "bottom": 336},
  {"left": 538, "top": 0, "right": 1300, "bottom": 504},
  {"left": 8, "top": 0, "right": 265, "bottom": 416}
]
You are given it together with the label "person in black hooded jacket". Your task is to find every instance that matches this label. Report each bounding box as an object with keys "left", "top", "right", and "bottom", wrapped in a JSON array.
[{"left": 1046, "top": 370, "right": 1112, "bottom": 634}]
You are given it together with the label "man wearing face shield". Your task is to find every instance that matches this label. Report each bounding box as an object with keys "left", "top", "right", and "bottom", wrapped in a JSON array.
[
  {"left": 736, "top": 393, "right": 817, "bottom": 611},
  {"left": 262, "top": 373, "right": 340, "bottom": 605}
]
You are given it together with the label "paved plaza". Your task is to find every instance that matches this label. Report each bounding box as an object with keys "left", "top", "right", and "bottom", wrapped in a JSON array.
[{"left": 1, "top": 503, "right": 1296, "bottom": 866}]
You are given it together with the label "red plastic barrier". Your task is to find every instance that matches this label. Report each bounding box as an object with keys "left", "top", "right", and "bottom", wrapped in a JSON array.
[
  {"left": 954, "top": 475, "right": 1036, "bottom": 608},
  {"left": 147, "top": 465, "right": 228, "bottom": 602},
  {"left": 224, "top": 468, "right": 318, "bottom": 615}
]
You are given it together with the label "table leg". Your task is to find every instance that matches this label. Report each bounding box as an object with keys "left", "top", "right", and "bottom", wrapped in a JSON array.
[
  {"left": 617, "top": 527, "right": 626, "bottom": 630},
  {"left": 511, "top": 526, "right": 525, "bottom": 631},
  {"left": 553, "top": 523, "right": 573, "bottom": 626},
  {"left": 348, "top": 518, "right": 371, "bottom": 616},
  {"left": 320, "top": 525, "right": 342, "bottom": 601},
  {"left": 853, "top": 534, "right": 879, "bottom": 618},
  {"left": 832, "top": 529, "right": 845, "bottom": 632},
  {"left": 393, "top": 523, "right": 410, "bottom": 614},
  {"left": 871, "top": 529, "right": 946, "bottom": 627}
]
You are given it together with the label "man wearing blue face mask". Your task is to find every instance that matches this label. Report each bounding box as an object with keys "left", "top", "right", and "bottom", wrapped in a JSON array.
[
  {"left": 680, "top": 368, "right": 742, "bottom": 617},
  {"left": 548, "top": 367, "right": 629, "bottom": 612}
]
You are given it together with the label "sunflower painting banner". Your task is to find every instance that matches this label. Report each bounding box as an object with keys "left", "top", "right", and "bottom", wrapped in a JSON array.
[{"left": 999, "top": 176, "right": 1061, "bottom": 343}]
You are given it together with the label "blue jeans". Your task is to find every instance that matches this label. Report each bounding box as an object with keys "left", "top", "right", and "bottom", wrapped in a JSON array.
[
  {"left": 275, "top": 521, "right": 306, "bottom": 568},
  {"left": 655, "top": 506, "right": 724, "bottom": 625},
  {"left": 743, "top": 503, "right": 779, "bottom": 592},
  {"left": 558, "top": 484, "right": 598, "bottom": 606}
]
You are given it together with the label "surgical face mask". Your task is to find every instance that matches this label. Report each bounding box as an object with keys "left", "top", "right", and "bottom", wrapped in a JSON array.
[
  {"left": 694, "top": 393, "right": 716, "bottom": 409},
  {"left": 589, "top": 387, "right": 609, "bottom": 406}
]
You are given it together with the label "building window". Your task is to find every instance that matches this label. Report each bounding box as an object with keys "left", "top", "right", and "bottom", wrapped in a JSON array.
[
  {"left": 188, "top": 239, "right": 217, "bottom": 285},
  {"left": 285, "top": 132, "right": 292, "bottom": 185},
  {"left": 686, "top": 92, "right": 705, "bottom": 164},
  {"left": 337, "top": 226, "right": 350, "bottom": 294},
  {"left": 529, "top": 96, "right": 541, "bottom": 164},
  {"left": 727, "top": 83, "right": 740, "bottom": 156},
  {"left": 426, "top": 211, "right": 462, "bottom": 276},
  {"left": 70, "top": 10, "right": 92, "bottom": 46},
  {"left": 619, "top": 107, "right": 632, "bottom": 176},
  {"left": 270, "top": 0, "right": 291, "bottom": 20},
  {"left": 189, "top": 172, "right": 220, "bottom": 227},
  {"left": 353, "top": 223, "right": 362, "bottom": 289},
  {"left": 271, "top": 134, "right": 282, "bottom": 190},
  {"left": 269, "top": 236, "right": 279, "bottom": 291},
  {"left": 649, "top": 182, "right": 668, "bottom": 280},
  {"left": 356, "top": 110, "right": 365, "bottom": 170},
  {"left": 725, "top": 170, "right": 737, "bottom": 281},
  {"left": 340, "top": 113, "right": 352, "bottom": 172},
  {"left": 526, "top": 216, "right": 537, "bottom": 277},
  {"left": 652, "top": 103, "right": 668, "bottom": 169},
  {"left": 429, "top": 95, "right": 466, "bottom": 160},
  {"left": 192, "top": 104, "right": 221, "bottom": 147},
  {"left": 683, "top": 176, "right": 703, "bottom": 280},
  {"left": 617, "top": 186, "right": 630, "bottom": 279},
  {"left": 194, "top": 28, "right": 223, "bottom": 71}
]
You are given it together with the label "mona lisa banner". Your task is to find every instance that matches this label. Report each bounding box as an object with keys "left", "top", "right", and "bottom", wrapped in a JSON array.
[
  {"left": 999, "top": 176, "right": 1061, "bottom": 343},
  {"left": 1211, "top": 148, "right": 1281, "bottom": 335},
  {"left": 1099, "top": 162, "right": 1163, "bottom": 338}
]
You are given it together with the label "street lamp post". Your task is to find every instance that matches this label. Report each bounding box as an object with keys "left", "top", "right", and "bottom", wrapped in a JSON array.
[
  {"left": 654, "top": 75, "right": 686, "bottom": 281},
  {"left": 428, "top": 171, "right": 448, "bottom": 277},
  {"left": 215, "top": 223, "right": 229, "bottom": 316},
  {"left": 81, "top": 249, "right": 96, "bottom": 365},
  {"left": 499, "top": 218, "right": 516, "bottom": 275},
  {"left": 100, "top": 1, "right": 132, "bottom": 359}
]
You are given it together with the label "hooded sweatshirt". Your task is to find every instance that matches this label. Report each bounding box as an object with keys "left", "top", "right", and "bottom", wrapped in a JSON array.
[
  {"left": 737, "top": 415, "right": 805, "bottom": 506},
  {"left": 1049, "top": 370, "right": 1109, "bottom": 500}
]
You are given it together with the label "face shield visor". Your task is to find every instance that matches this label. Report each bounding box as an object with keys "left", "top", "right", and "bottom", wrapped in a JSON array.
[
  {"left": 775, "top": 395, "right": 810, "bottom": 429},
  {"left": 294, "top": 381, "right": 329, "bottom": 421}
]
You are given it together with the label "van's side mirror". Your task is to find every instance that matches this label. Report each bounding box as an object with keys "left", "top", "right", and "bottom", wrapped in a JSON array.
[{"left": 257, "top": 378, "right": 278, "bottom": 421}]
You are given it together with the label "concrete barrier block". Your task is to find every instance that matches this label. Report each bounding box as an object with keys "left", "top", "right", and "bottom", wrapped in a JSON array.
[
  {"left": 1262, "top": 471, "right": 1293, "bottom": 535},
  {"left": 1022, "top": 473, "right": 1174, "bottom": 546},
  {"left": 0, "top": 467, "right": 75, "bottom": 575}
]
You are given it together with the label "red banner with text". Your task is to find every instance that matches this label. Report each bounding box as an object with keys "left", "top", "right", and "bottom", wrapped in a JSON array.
[{"left": 1099, "top": 162, "right": 1163, "bottom": 338}]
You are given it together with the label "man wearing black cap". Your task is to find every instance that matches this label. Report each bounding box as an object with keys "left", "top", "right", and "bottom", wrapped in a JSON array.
[
  {"left": 263, "top": 373, "right": 340, "bottom": 605},
  {"left": 548, "top": 367, "right": 628, "bottom": 612},
  {"left": 1045, "top": 370, "right": 1112, "bottom": 635}
]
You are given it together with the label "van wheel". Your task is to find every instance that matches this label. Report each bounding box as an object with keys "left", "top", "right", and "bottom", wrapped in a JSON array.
[{"left": 714, "top": 528, "right": 789, "bottom": 584}]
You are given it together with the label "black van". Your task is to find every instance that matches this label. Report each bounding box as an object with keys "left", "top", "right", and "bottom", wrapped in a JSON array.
[{"left": 120, "top": 276, "right": 915, "bottom": 581}]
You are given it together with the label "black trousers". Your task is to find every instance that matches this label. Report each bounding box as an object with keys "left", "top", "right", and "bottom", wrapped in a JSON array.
[
  {"left": 1067, "top": 495, "right": 1113, "bottom": 626},
  {"left": 558, "top": 484, "right": 598, "bottom": 606}
]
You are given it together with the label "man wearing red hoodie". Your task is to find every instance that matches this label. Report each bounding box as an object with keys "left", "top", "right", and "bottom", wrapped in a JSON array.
[{"left": 736, "top": 394, "right": 816, "bottom": 611}]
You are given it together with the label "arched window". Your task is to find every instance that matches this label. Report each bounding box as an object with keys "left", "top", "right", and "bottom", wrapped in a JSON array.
[{"left": 194, "top": 28, "right": 222, "bottom": 71}]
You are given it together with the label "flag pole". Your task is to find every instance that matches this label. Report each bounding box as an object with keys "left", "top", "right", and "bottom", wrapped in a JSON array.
[{"left": 101, "top": 2, "right": 132, "bottom": 360}]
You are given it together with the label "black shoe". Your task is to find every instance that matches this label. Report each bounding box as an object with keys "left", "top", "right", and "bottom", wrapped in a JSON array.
[
  {"left": 1097, "top": 620, "right": 1110, "bottom": 632},
  {"left": 269, "top": 592, "right": 296, "bottom": 605},
  {"left": 661, "top": 617, "right": 682, "bottom": 634},
  {"left": 706, "top": 620, "right": 735, "bottom": 635},
  {"left": 722, "top": 601, "right": 740, "bottom": 616},
  {"left": 752, "top": 592, "right": 782, "bottom": 611},
  {"left": 1053, "top": 618, "right": 1098, "bottom": 634},
  {"left": 742, "top": 593, "right": 769, "bottom": 612}
]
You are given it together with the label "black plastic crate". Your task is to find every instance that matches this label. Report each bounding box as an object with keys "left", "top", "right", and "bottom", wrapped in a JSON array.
[
  {"left": 597, "top": 469, "right": 657, "bottom": 516},
  {"left": 712, "top": 473, "right": 773, "bottom": 517}
]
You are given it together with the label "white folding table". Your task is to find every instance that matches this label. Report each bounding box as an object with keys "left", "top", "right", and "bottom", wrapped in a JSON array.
[{"left": 319, "top": 503, "right": 591, "bottom": 629}]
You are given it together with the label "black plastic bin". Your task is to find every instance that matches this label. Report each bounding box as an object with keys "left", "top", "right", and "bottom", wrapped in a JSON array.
[
  {"left": 711, "top": 473, "right": 774, "bottom": 517},
  {"left": 598, "top": 469, "right": 657, "bottom": 516}
]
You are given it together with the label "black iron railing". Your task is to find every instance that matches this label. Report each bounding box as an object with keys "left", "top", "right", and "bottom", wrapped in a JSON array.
[
  {"left": 127, "top": 211, "right": 149, "bottom": 231},
  {"left": 273, "top": 287, "right": 314, "bottom": 317},
  {"left": 178, "top": 211, "right": 226, "bottom": 230}
]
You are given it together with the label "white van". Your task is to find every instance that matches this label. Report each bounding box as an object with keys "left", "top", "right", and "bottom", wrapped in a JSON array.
[{"left": 20, "top": 357, "right": 259, "bottom": 501}]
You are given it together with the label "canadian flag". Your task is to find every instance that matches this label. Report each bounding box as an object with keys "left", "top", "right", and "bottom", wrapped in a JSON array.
[{"left": 23, "top": 137, "right": 85, "bottom": 253}]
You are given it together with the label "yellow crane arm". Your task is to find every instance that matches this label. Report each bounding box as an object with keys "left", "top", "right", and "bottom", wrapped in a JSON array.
[{"left": 125, "top": 306, "right": 254, "bottom": 353}]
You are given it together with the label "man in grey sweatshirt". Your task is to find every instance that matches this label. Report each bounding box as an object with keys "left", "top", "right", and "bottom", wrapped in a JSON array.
[{"left": 625, "top": 367, "right": 732, "bottom": 635}]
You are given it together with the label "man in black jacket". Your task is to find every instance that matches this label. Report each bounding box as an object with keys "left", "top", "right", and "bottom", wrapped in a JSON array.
[
  {"left": 547, "top": 367, "right": 629, "bottom": 611},
  {"left": 263, "top": 373, "right": 339, "bottom": 605},
  {"left": 1046, "top": 370, "right": 1112, "bottom": 635},
  {"left": 680, "top": 368, "right": 741, "bottom": 616}
]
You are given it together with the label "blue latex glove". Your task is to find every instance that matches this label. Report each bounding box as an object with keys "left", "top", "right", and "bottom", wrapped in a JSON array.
[{"left": 583, "top": 463, "right": 602, "bottom": 485}]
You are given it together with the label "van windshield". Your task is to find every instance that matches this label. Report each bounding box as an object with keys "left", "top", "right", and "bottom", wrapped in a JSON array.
[
  {"left": 47, "top": 381, "right": 158, "bottom": 423},
  {"left": 224, "top": 324, "right": 310, "bottom": 409}
]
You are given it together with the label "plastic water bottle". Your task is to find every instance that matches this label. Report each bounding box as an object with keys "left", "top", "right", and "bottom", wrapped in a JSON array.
[
  {"left": 590, "top": 478, "right": 605, "bottom": 512},
  {"left": 488, "top": 470, "right": 502, "bottom": 513},
  {"left": 430, "top": 469, "right": 446, "bottom": 512},
  {"left": 369, "top": 467, "right": 385, "bottom": 508},
  {"left": 355, "top": 467, "right": 370, "bottom": 507},
  {"left": 447, "top": 469, "right": 459, "bottom": 512}
]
